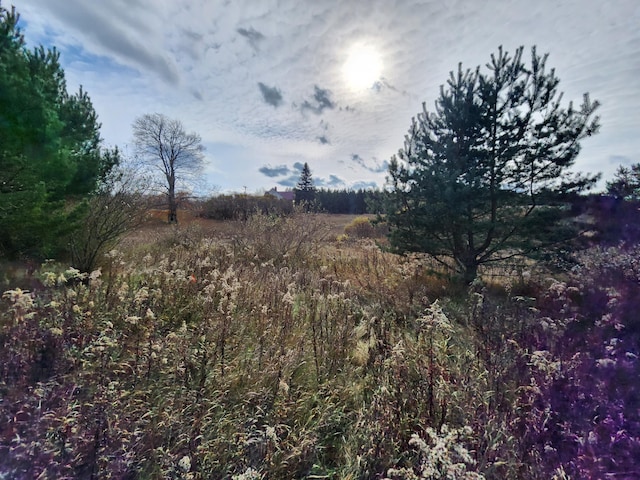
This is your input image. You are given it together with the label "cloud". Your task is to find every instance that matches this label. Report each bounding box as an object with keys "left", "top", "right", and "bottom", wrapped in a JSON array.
[
  {"left": 257, "top": 82, "right": 284, "bottom": 107},
  {"left": 22, "top": 1, "right": 181, "bottom": 84},
  {"left": 259, "top": 164, "right": 290, "bottom": 177},
  {"left": 259, "top": 162, "right": 307, "bottom": 185},
  {"left": 372, "top": 77, "right": 410, "bottom": 96},
  {"left": 351, "top": 154, "right": 389, "bottom": 173},
  {"left": 608, "top": 155, "right": 632, "bottom": 166},
  {"left": 277, "top": 175, "right": 299, "bottom": 188},
  {"left": 317, "top": 174, "right": 344, "bottom": 187},
  {"left": 269, "top": 162, "right": 306, "bottom": 186},
  {"left": 237, "top": 26, "right": 265, "bottom": 50},
  {"left": 301, "top": 85, "right": 335, "bottom": 115},
  {"left": 191, "top": 88, "right": 203, "bottom": 100}
]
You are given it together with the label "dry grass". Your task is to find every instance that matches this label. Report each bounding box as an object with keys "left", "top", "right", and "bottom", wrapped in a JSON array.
[
  {"left": 5, "top": 206, "right": 634, "bottom": 479},
  {"left": 123, "top": 210, "right": 372, "bottom": 246}
]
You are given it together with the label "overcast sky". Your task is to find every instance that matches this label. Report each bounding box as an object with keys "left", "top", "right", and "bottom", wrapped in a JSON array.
[{"left": 12, "top": 0, "right": 640, "bottom": 194}]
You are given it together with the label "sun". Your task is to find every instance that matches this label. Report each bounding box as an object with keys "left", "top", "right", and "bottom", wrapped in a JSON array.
[{"left": 343, "top": 44, "right": 382, "bottom": 91}]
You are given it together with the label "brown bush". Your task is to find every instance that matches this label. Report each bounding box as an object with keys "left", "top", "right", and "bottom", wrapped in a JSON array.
[{"left": 343, "top": 216, "right": 387, "bottom": 239}]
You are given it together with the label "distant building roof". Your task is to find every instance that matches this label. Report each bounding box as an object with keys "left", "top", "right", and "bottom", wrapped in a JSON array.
[{"left": 265, "top": 187, "right": 295, "bottom": 201}]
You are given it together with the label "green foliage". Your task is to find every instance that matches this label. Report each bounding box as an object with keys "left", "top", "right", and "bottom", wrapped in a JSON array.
[
  {"left": 0, "top": 4, "right": 116, "bottom": 259},
  {"left": 295, "top": 162, "right": 316, "bottom": 206},
  {"left": 606, "top": 163, "right": 640, "bottom": 200},
  {"left": 386, "top": 46, "right": 600, "bottom": 283}
]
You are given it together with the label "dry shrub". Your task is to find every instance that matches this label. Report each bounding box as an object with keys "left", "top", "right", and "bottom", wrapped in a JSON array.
[
  {"left": 232, "top": 211, "right": 330, "bottom": 266},
  {"left": 343, "top": 216, "right": 387, "bottom": 239}
]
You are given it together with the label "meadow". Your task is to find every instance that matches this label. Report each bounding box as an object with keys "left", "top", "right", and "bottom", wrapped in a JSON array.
[{"left": 1, "top": 212, "right": 639, "bottom": 479}]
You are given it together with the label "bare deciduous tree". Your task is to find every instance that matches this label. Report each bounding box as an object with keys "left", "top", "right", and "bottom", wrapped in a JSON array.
[
  {"left": 133, "top": 113, "right": 205, "bottom": 223},
  {"left": 70, "top": 155, "right": 149, "bottom": 272}
]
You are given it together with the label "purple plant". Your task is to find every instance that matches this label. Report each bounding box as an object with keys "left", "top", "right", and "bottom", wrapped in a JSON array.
[{"left": 520, "top": 247, "right": 640, "bottom": 478}]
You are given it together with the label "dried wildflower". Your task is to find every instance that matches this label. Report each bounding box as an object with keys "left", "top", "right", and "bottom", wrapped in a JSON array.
[
  {"left": 232, "top": 467, "right": 261, "bottom": 480},
  {"left": 41, "top": 271, "right": 57, "bottom": 287},
  {"left": 418, "top": 300, "right": 454, "bottom": 333},
  {"left": 134, "top": 287, "right": 149, "bottom": 304},
  {"left": 278, "top": 379, "right": 289, "bottom": 396},
  {"left": 352, "top": 340, "right": 370, "bottom": 367},
  {"left": 406, "top": 426, "right": 484, "bottom": 479},
  {"left": 2, "top": 288, "right": 34, "bottom": 320},
  {"left": 265, "top": 425, "right": 278, "bottom": 443},
  {"left": 64, "top": 267, "right": 86, "bottom": 281},
  {"left": 282, "top": 290, "right": 295, "bottom": 305},
  {"left": 177, "top": 455, "right": 191, "bottom": 472}
]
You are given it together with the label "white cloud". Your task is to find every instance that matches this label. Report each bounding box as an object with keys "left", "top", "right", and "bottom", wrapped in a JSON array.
[{"left": 11, "top": 0, "right": 640, "bottom": 192}]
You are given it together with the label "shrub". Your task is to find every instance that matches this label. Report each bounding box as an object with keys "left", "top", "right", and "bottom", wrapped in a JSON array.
[
  {"left": 512, "top": 246, "right": 640, "bottom": 478},
  {"left": 231, "top": 211, "right": 330, "bottom": 266},
  {"left": 344, "top": 216, "right": 387, "bottom": 239}
]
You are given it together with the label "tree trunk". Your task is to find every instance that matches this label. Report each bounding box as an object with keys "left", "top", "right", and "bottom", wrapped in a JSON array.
[
  {"left": 168, "top": 175, "right": 178, "bottom": 224},
  {"left": 168, "top": 208, "right": 178, "bottom": 224},
  {"left": 462, "top": 262, "right": 478, "bottom": 285}
]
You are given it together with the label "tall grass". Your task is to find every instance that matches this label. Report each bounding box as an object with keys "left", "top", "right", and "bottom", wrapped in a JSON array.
[{"left": 1, "top": 214, "right": 638, "bottom": 479}]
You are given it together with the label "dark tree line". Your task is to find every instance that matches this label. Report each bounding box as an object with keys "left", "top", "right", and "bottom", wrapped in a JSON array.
[
  {"left": 314, "top": 188, "right": 385, "bottom": 214},
  {"left": 198, "top": 188, "right": 385, "bottom": 220},
  {"left": 293, "top": 163, "right": 385, "bottom": 214},
  {"left": 199, "top": 194, "right": 294, "bottom": 221}
]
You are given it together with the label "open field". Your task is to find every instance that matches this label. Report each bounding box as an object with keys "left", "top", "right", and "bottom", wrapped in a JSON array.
[
  {"left": 132, "top": 210, "right": 379, "bottom": 242},
  {"left": 1, "top": 211, "right": 639, "bottom": 479}
]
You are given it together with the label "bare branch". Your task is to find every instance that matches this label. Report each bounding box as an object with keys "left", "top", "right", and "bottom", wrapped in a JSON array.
[{"left": 132, "top": 113, "right": 205, "bottom": 223}]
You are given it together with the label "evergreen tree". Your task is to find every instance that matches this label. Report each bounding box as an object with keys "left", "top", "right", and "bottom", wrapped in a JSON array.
[
  {"left": 295, "top": 162, "right": 315, "bottom": 207},
  {"left": 386, "top": 46, "right": 600, "bottom": 283},
  {"left": 0, "top": 4, "right": 116, "bottom": 258},
  {"left": 607, "top": 163, "right": 640, "bottom": 200}
]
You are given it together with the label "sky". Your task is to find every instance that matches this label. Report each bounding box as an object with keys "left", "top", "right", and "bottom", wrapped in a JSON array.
[{"left": 11, "top": 0, "right": 640, "bottom": 194}]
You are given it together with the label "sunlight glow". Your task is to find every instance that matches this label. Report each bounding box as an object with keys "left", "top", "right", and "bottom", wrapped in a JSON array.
[{"left": 343, "top": 44, "right": 382, "bottom": 91}]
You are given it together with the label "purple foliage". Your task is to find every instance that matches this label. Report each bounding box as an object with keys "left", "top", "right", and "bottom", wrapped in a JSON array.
[{"left": 523, "top": 246, "right": 640, "bottom": 478}]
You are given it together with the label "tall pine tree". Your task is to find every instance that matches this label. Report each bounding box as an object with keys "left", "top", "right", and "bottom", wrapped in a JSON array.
[
  {"left": 295, "top": 162, "right": 315, "bottom": 207},
  {"left": 607, "top": 163, "right": 640, "bottom": 201},
  {"left": 0, "top": 4, "right": 116, "bottom": 258},
  {"left": 386, "top": 46, "right": 600, "bottom": 283}
]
